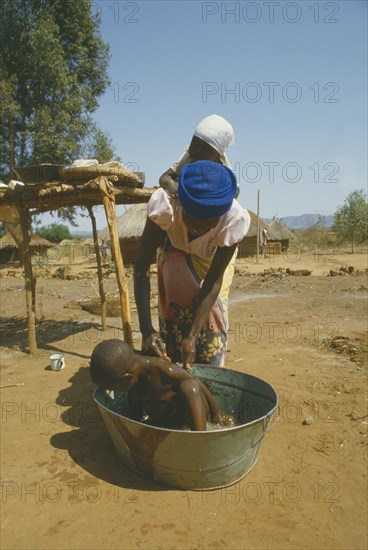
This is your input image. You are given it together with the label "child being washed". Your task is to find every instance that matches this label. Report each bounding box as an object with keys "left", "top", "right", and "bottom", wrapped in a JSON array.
[{"left": 90, "top": 339, "right": 232, "bottom": 431}]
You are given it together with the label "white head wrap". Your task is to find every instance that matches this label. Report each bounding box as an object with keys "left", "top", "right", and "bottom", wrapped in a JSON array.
[{"left": 193, "top": 114, "right": 235, "bottom": 156}]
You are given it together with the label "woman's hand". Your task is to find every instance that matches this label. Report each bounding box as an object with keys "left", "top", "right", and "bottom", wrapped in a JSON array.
[
  {"left": 182, "top": 336, "right": 196, "bottom": 372},
  {"left": 142, "top": 333, "right": 169, "bottom": 360}
]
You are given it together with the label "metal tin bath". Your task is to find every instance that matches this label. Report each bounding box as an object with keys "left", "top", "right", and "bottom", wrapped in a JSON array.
[{"left": 93, "top": 365, "right": 279, "bottom": 490}]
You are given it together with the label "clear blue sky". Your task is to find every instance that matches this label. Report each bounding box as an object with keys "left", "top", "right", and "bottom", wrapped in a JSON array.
[{"left": 42, "top": 0, "right": 367, "bottom": 231}]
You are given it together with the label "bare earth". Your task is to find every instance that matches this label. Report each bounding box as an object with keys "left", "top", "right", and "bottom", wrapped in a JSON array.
[{"left": 1, "top": 250, "right": 367, "bottom": 550}]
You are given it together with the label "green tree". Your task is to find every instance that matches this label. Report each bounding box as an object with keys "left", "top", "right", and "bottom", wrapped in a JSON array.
[
  {"left": 0, "top": 0, "right": 111, "bottom": 179},
  {"left": 333, "top": 190, "right": 368, "bottom": 252},
  {"left": 35, "top": 223, "right": 72, "bottom": 243},
  {"left": 83, "top": 126, "right": 121, "bottom": 164}
]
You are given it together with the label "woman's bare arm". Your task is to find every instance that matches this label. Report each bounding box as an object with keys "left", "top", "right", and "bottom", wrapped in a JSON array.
[
  {"left": 134, "top": 219, "right": 166, "bottom": 355},
  {"left": 182, "top": 244, "right": 237, "bottom": 370}
]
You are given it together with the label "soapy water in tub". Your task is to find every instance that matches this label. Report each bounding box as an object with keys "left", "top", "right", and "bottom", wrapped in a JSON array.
[
  {"left": 105, "top": 390, "right": 243, "bottom": 431},
  {"left": 135, "top": 414, "right": 237, "bottom": 431}
]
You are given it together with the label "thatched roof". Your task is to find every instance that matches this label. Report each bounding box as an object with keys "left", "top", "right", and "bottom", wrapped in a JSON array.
[
  {"left": 267, "top": 219, "right": 295, "bottom": 241},
  {"left": 0, "top": 232, "right": 53, "bottom": 250},
  {"left": 244, "top": 210, "right": 268, "bottom": 238},
  {"left": 99, "top": 203, "right": 148, "bottom": 241},
  {"left": 97, "top": 205, "right": 295, "bottom": 245},
  {"left": 241, "top": 211, "right": 295, "bottom": 243}
]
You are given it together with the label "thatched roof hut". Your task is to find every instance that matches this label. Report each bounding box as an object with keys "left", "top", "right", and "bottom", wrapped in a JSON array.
[
  {"left": 99, "top": 203, "right": 148, "bottom": 241},
  {"left": 267, "top": 219, "right": 295, "bottom": 251},
  {"left": 238, "top": 210, "right": 268, "bottom": 257},
  {"left": 237, "top": 213, "right": 295, "bottom": 257},
  {"left": 98, "top": 205, "right": 294, "bottom": 261},
  {"left": 99, "top": 203, "right": 148, "bottom": 263},
  {"left": 0, "top": 232, "right": 53, "bottom": 263},
  {"left": 267, "top": 219, "right": 295, "bottom": 240}
]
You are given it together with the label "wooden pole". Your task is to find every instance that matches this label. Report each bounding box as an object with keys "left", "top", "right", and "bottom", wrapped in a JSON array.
[
  {"left": 256, "top": 190, "right": 260, "bottom": 264},
  {"left": 17, "top": 206, "right": 37, "bottom": 354},
  {"left": 98, "top": 177, "right": 133, "bottom": 347},
  {"left": 87, "top": 204, "right": 107, "bottom": 331}
]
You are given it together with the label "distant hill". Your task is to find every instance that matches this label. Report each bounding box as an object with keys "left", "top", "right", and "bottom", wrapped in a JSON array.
[{"left": 264, "top": 214, "right": 334, "bottom": 230}]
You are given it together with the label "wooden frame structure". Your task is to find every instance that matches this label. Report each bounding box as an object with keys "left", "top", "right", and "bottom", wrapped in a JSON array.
[{"left": 0, "top": 177, "right": 154, "bottom": 354}]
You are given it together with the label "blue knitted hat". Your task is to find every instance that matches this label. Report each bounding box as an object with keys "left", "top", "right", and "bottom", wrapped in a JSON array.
[{"left": 178, "top": 161, "right": 237, "bottom": 219}]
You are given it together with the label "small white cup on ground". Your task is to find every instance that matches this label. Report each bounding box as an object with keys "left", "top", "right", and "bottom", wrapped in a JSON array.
[{"left": 50, "top": 353, "right": 65, "bottom": 371}]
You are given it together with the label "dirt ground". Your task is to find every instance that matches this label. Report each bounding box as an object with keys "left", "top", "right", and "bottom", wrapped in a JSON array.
[{"left": 1, "top": 249, "right": 367, "bottom": 550}]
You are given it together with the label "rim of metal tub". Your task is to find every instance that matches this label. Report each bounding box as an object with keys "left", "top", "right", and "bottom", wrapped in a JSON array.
[{"left": 93, "top": 364, "right": 280, "bottom": 434}]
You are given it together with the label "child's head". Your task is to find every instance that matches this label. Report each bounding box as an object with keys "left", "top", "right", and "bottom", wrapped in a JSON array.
[
  {"left": 190, "top": 114, "right": 234, "bottom": 160},
  {"left": 90, "top": 339, "right": 137, "bottom": 392}
]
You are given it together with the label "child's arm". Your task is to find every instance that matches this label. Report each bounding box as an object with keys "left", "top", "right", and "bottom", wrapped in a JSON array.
[
  {"left": 147, "top": 361, "right": 207, "bottom": 430},
  {"left": 178, "top": 378, "right": 207, "bottom": 430},
  {"left": 152, "top": 361, "right": 232, "bottom": 428},
  {"left": 159, "top": 168, "right": 178, "bottom": 194},
  {"left": 196, "top": 379, "right": 234, "bottom": 426},
  {"left": 195, "top": 379, "right": 220, "bottom": 419}
]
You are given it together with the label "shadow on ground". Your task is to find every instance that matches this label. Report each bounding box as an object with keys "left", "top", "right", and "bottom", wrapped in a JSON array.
[
  {"left": 0, "top": 317, "right": 100, "bottom": 353},
  {"left": 50, "top": 365, "right": 171, "bottom": 493}
]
